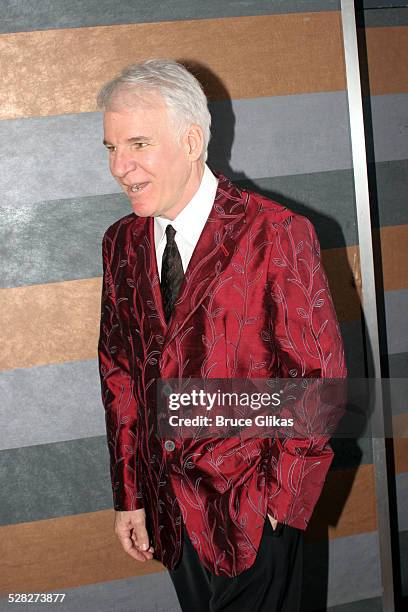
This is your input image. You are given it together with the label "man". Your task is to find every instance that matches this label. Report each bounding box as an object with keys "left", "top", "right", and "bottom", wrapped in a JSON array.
[{"left": 97, "top": 59, "right": 347, "bottom": 611}]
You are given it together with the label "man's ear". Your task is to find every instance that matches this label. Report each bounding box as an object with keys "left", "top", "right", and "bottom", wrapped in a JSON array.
[{"left": 185, "top": 124, "right": 204, "bottom": 162}]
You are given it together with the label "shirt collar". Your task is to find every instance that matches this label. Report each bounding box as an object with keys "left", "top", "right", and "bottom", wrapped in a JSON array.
[{"left": 154, "top": 164, "right": 218, "bottom": 248}]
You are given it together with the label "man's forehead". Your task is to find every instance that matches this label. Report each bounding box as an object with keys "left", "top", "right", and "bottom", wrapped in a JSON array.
[
  {"left": 105, "top": 88, "right": 167, "bottom": 114},
  {"left": 103, "top": 101, "right": 172, "bottom": 136}
]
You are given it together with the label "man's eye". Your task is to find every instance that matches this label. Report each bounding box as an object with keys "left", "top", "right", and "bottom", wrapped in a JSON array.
[
  {"left": 133, "top": 142, "right": 149, "bottom": 149},
  {"left": 106, "top": 146, "right": 116, "bottom": 153}
]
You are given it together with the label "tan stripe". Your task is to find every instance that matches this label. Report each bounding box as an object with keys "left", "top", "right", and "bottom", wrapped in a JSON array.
[
  {"left": 309, "top": 417, "right": 408, "bottom": 543},
  {"left": 0, "top": 278, "right": 101, "bottom": 371},
  {"left": 393, "top": 413, "right": 408, "bottom": 474},
  {"left": 366, "top": 26, "right": 408, "bottom": 95},
  {"left": 0, "top": 251, "right": 356, "bottom": 372},
  {"left": 375, "top": 225, "right": 408, "bottom": 292},
  {"left": 395, "top": 439, "right": 408, "bottom": 474},
  {"left": 0, "top": 465, "right": 377, "bottom": 593},
  {"left": 322, "top": 224, "right": 408, "bottom": 321},
  {"left": 0, "top": 12, "right": 346, "bottom": 120},
  {"left": 0, "top": 509, "right": 164, "bottom": 594},
  {"left": 322, "top": 244, "right": 362, "bottom": 323},
  {"left": 1, "top": 17, "right": 406, "bottom": 121},
  {"left": 306, "top": 464, "right": 377, "bottom": 543},
  {"left": 3, "top": 226, "right": 408, "bottom": 371}
]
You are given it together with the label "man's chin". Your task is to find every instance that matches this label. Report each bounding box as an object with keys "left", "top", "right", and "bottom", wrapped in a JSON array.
[
  {"left": 127, "top": 194, "right": 154, "bottom": 217},
  {"left": 129, "top": 203, "right": 151, "bottom": 217}
]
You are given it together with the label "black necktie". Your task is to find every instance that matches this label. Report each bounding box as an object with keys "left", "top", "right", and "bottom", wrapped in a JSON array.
[{"left": 161, "top": 225, "right": 185, "bottom": 323}]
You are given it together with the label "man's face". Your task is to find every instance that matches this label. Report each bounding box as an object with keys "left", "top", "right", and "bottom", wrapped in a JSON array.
[{"left": 103, "top": 94, "right": 201, "bottom": 219}]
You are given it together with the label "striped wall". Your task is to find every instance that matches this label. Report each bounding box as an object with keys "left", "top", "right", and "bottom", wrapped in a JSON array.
[{"left": 1, "top": 1, "right": 407, "bottom": 611}]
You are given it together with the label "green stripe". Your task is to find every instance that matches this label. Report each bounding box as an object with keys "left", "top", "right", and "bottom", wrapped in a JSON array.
[
  {"left": 2, "top": 160, "right": 408, "bottom": 289},
  {"left": 0, "top": 1, "right": 340, "bottom": 34},
  {"left": 1, "top": 2, "right": 406, "bottom": 36},
  {"left": 388, "top": 351, "right": 408, "bottom": 377},
  {"left": 0, "top": 437, "right": 113, "bottom": 526},
  {"left": 357, "top": 7, "right": 408, "bottom": 27},
  {"left": 0, "top": 435, "right": 380, "bottom": 526},
  {"left": 2, "top": 1, "right": 406, "bottom": 35}
]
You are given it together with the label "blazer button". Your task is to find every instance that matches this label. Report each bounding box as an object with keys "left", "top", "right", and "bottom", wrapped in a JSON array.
[{"left": 164, "top": 440, "right": 175, "bottom": 452}]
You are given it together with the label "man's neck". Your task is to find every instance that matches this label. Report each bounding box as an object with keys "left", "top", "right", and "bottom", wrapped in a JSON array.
[{"left": 161, "top": 161, "right": 205, "bottom": 221}]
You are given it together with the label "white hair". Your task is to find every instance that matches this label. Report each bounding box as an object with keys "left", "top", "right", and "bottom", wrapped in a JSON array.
[{"left": 97, "top": 59, "right": 211, "bottom": 161}]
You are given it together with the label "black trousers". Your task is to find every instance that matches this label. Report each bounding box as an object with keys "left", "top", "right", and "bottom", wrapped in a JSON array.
[{"left": 169, "top": 518, "right": 303, "bottom": 612}]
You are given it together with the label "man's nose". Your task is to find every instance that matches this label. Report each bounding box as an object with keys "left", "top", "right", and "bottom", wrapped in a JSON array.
[{"left": 110, "top": 150, "right": 137, "bottom": 179}]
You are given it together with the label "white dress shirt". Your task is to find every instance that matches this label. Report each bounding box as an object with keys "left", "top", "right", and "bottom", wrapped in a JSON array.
[{"left": 154, "top": 164, "right": 218, "bottom": 280}]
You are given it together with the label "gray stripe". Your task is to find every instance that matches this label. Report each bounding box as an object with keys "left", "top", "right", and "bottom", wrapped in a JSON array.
[
  {"left": 358, "top": 7, "right": 408, "bottom": 27},
  {"left": 240, "top": 159, "right": 408, "bottom": 235},
  {"left": 340, "top": 289, "right": 408, "bottom": 367},
  {"left": 385, "top": 289, "right": 408, "bottom": 355},
  {"left": 1, "top": 0, "right": 406, "bottom": 35},
  {"left": 0, "top": 579, "right": 384, "bottom": 612},
  {"left": 368, "top": 159, "right": 408, "bottom": 228},
  {"left": 210, "top": 93, "right": 353, "bottom": 179},
  {"left": 0, "top": 360, "right": 105, "bottom": 451},
  {"left": 325, "top": 597, "right": 382, "bottom": 612},
  {"left": 0, "top": 572, "right": 181, "bottom": 612},
  {"left": 388, "top": 351, "right": 408, "bottom": 377},
  {"left": 0, "top": 193, "right": 126, "bottom": 288},
  {"left": 0, "top": 111, "right": 115, "bottom": 209},
  {"left": 1, "top": 531, "right": 406, "bottom": 611},
  {"left": 0, "top": 320, "right": 365, "bottom": 450},
  {"left": 0, "top": 0, "right": 341, "bottom": 34},
  {"left": 2, "top": 93, "right": 407, "bottom": 210},
  {"left": 0, "top": 436, "right": 113, "bottom": 526},
  {"left": 1, "top": 319, "right": 399, "bottom": 454},
  {"left": 402, "top": 528, "right": 408, "bottom": 598},
  {"left": 0, "top": 321, "right": 404, "bottom": 447},
  {"left": 304, "top": 531, "right": 382, "bottom": 608},
  {"left": 342, "top": 289, "right": 408, "bottom": 364},
  {"left": 370, "top": 93, "right": 408, "bottom": 165},
  {"left": 2, "top": 429, "right": 405, "bottom": 526},
  {"left": 0, "top": 434, "right": 350, "bottom": 524},
  {"left": 0, "top": 572, "right": 180, "bottom": 612},
  {"left": 0, "top": 92, "right": 408, "bottom": 207},
  {"left": 0, "top": 531, "right": 397, "bottom": 611},
  {"left": 306, "top": 529, "right": 408, "bottom": 607},
  {"left": 238, "top": 170, "right": 359, "bottom": 251},
  {"left": 397, "top": 472, "right": 408, "bottom": 532},
  {"left": 1, "top": 399, "right": 406, "bottom": 527},
  {"left": 2, "top": 159, "right": 408, "bottom": 290},
  {"left": 388, "top": 379, "right": 408, "bottom": 417},
  {"left": 362, "top": 0, "right": 408, "bottom": 8}
]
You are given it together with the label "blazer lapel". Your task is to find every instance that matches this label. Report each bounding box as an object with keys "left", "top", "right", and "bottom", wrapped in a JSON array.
[
  {"left": 163, "top": 175, "right": 249, "bottom": 349},
  {"left": 127, "top": 217, "right": 167, "bottom": 340}
]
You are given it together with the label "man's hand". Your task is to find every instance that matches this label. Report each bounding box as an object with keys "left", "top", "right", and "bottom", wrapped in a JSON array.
[
  {"left": 267, "top": 514, "right": 278, "bottom": 531},
  {"left": 114, "top": 508, "right": 154, "bottom": 562}
]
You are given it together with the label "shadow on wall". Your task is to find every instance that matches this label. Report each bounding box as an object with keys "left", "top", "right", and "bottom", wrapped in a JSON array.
[{"left": 178, "top": 59, "right": 375, "bottom": 611}]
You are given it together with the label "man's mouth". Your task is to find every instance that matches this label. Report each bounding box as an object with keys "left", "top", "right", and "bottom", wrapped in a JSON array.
[{"left": 129, "top": 182, "right": 148, "bottom": 194}]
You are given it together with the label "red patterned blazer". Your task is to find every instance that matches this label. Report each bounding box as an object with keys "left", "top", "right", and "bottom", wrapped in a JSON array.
[{"left": 98, "top": 174, "right": 347, "bottom": 577}]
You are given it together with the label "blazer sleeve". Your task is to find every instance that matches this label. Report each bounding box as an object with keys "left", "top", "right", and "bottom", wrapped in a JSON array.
[
  {"left": 98, "top": 234, "right": 144, "bottom": 511},
  {"left": 266, "top": 213, "right": 347, "bottom": 529}
]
